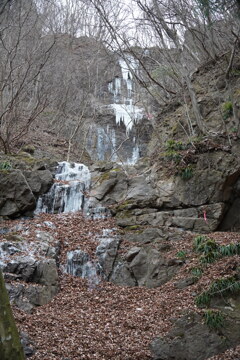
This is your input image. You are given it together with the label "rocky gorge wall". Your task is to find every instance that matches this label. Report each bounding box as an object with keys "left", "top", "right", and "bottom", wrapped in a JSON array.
[
  {"left": 2, "top": 50, "right": 240, "bottom": 359},
  {"left": 1, "top": 149, "right": 240, "bottom": 359}
]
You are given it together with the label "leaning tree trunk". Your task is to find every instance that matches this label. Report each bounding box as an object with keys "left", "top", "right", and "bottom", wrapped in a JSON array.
[{"left": 0, "top": 269, "right": 25, "bottom": 360}]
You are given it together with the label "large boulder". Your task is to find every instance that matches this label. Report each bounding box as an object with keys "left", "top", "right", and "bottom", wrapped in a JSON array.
[
  {"left": 126, "top": 246, "right": 182, "bottom": 288},
  {"left": 23, "top": 169, "right": 53, "bottom": 196},
  {"left": 0, "top": 170, "right": 36, "bottom": 217},
  {"left": 96, "top": 237, "right": 120, "bottom": 280},
  {"left": 0, "top": 152, "right": 54, "bottom": 218},
  {"left": 150, "top": 310, "right": 240, "bottom": 360},
  {"left": 0, "top": 167, "right": 53, "bottom": 217}
]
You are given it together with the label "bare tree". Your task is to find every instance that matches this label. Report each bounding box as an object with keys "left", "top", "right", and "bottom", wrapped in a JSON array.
[
  {"left": 88, "top": 0, "right": 240, "bottom": 136},
  {"left": 0, "top": 0, "right": 55, "bottom": 153}
]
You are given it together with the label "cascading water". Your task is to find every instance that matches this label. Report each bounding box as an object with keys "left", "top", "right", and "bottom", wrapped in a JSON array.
[{"left": 35, "top": 161, "right": 91, "bottom": 214}]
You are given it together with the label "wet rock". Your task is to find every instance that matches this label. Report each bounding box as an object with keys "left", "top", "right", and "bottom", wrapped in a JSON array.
[
  {"left": 4, "top": 256, "right": 36, "bottom": 282},
  {"left": 1, "top": 236, "right": 59, "bottom": 312},
  {"left": 35, "top": 231, "right": 60, "bottom": 259},
  {"left": 66, "top": 250, "right": 91, "bottom": 277}
]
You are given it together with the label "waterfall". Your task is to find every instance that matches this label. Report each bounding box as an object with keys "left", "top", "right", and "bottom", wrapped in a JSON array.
[
  {"left": 108, "top": 54, "right": 143, "bottom": 133},
  {"left": 35, "top": 161, "right": 91, "bottom": 214}
]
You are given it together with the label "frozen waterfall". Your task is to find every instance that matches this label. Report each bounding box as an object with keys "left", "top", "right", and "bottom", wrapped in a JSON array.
[
  {"left": 35, "top": 161, "right": 91, "bottom": 214},
  {"left": 108, "top": 54, "right": 143, "bottom": 133}
]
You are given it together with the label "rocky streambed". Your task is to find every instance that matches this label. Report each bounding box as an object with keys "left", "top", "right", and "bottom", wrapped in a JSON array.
[
  {"left": 1, "top": 154, "right": 240, "bottom": 359},
  {"left": 1, "top": 210, "right": 240, "bottom": 360}
]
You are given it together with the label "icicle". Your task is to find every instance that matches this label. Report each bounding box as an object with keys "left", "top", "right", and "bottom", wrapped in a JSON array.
[{"left": 35, "top": 162, "right": 91, "bottom": 214}]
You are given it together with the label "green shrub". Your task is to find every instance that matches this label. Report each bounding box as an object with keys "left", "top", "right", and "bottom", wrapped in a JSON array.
[
  {"left": 193, "top": 236, "right": 220, "bottom": 264},
  {"left": 191, "top": 267, "right": 203, "bottom": 279},
  {"left": 195, "top": 276, "right": 240, "bottom": 308},
  {"left": 204, "top": 310, "right": 225, "bottom": 330},
  {"left": 0, "top": 161, "right": 12, "bottom": 170},
  {"left": 179, "top": 165, "right": 194, "bottom": 180},
  {"left": 193, "top": 236, "right": 240, "bottom": 264},
  {"left": 165, "top": 150, "right": 181, "bottom": 163},
  {"left": 219, "top": 243, "right": 240, "bottom": 256},
  {"left": 222, "top": 101, "right": 233, "bottom": 120},
  {"left": 176, "top": 250, "right": 187, "bottom": 259},
  {"left": 194, "top": 235, "right": 208, "bottom": 248},
  {"left": 165, "top": 139, "right": 186, "bottom": 151}
]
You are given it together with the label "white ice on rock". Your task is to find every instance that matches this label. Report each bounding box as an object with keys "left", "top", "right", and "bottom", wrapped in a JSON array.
[
  {"left": 66, "top": 249, "right": 100, "bottom": 289},
  {"left": 66, "top": 229, "right": 118, "bottom": 288},
  {"left": 109, "top": 54, "right": 143, "bottom": 133},
  {"left": 111, "top": 102, "right": 143, "bottom": 133},
  {"left": 35, "top": 161, "right": 91, "bottom": 214}
]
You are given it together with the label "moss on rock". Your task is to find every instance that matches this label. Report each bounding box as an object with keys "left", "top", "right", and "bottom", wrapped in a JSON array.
[{"left": 0, "top": 270, "right": 25, "bottom": 359}]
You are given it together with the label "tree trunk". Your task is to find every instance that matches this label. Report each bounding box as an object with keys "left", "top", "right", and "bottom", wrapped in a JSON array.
[{"left": 0, "top": 270, "right": 25, "bottom": 360}]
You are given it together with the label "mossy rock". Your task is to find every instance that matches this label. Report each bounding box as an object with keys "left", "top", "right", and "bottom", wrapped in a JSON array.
[
  {"left": 92, "top": 161, "right": 115, "bottom": 172},
  {"left": 0, "top": 270, "right": 25, "bottom": 359},
  {"left": 111, "top": 167, "right": 122, "bottom": 172},
  {"left": 4, "top": 234, "right": 25, "bottom": 242},
  {"left": 97, "top": 167, "right": 123, "bottom": 185},
  {"left": 98, "top": 171, "right": 111, "bottom": 183},
  {"left": 124, "top": 225, "right": 142, "bottom": 231},
  {"left": 115, "top": 209, "right": 135, "bottom": 219},
  {"left": 115, "top": 200, "right": 136, "bottom": 211},
  {"left": 22, "top": 145, "right": 35, "bottom": 155}
]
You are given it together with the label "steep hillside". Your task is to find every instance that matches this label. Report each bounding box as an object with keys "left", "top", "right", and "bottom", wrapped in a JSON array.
[{"left": 1, "top": 46, "right": 240, "bottom": 360}]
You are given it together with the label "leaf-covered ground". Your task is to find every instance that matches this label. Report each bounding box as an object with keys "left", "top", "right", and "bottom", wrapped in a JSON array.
[{"left": 1, "top": 212, "right": 240, "bottom": 359}]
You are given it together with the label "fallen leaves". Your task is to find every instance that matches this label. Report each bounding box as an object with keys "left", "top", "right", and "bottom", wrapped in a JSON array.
[{"left": 2, "top": 213, "right": 240, "bottom": 359}]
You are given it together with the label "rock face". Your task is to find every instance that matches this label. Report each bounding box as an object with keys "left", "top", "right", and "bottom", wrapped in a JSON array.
[
  {"left": 89, "top": 150, "right": 240, "bottom": 233},
  {"left": 0, "top": 167, "right": 53, "bottom": 218},
  {"left": 150, "top": 311, "right": 240, "bottom": 360},
  {"left": 124, "top": 246, "right": 181, "bottom": 288},
  {"left": 66, "top": 230, "right": 121, "bottom": 287},
  {"left": 64, "top": 226, "right": 183, "bottom": 289},
  {"left": 0, "top": 230, "right": 59, "bottom": 313},
  {"left": 0, "top": 170, "right": 36, "bottom": 217}
]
